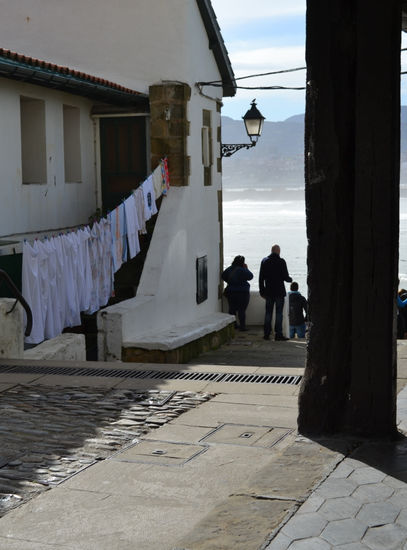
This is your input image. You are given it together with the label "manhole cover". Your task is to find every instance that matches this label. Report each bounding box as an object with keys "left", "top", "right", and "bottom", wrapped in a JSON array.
[
  {"left": 200, "top": 424, "right": 292, "bottom": 448},
  {"left": 113, "top": 440, "right": 207, "bottom": 466}
]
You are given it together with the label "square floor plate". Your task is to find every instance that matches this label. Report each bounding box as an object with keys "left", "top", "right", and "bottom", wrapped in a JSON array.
[
  {"left": 113, "top": 439, "right": 207, "bottom": 466},
  {"left": 200, "top": 423, "right": 291, "bottom": 448}
]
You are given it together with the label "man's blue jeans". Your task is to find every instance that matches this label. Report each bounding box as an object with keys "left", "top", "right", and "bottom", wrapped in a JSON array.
[{"left": 264, "top": 296, "right": 284, "bottom": 338}]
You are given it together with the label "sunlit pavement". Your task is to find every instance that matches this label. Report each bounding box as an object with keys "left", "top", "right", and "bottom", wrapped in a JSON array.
[{"left": 0, "top": 335, "right": 405, "bottom": 549}]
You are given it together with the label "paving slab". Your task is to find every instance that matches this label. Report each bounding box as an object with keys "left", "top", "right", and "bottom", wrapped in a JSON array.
[
  {"left": 0, "top": 538, "right": 64, "bottom": 550},
  {"left": 237, "top": 438, "right": 347, "bottom": 501},
  {"left": 210, "top": 393, "right": 299, "bottom": 408},
  {"left": 0, "top": 373, "right": 44, "bottom": 384},
  {"left": 254, "top": 367, "right": 304, "bottom": 375},
  {"left": 114, "top": 378, "right": 210, "bottom": 392},
  {"left": 287, "top": 537, "right": 331, "bottom": 549},
  {"left": 26, "top": 374, "right": 124, "bottom": 388},
  {"left": 203, "top": 381, "right": 299, "bottom": 396},
  {"left": 318, "top": 496, "right": 362, "bottom": 521},
  {"left": 281, "top": 511, "right": 327, "bottom": 539},
  {"left": 0, "top": 486, "right": 213, "bottom": 550},
  {"left": 175, "top": 495, "right": 292, "bottom": 550},
  {"left": 362, "top": 523, "right": 407, "bottom": 549},
  {"left": 0, "top": 383, "right": 17, "bottom": 392},
  {"left": 1, "top": 334, "right": 406, "bottom": 549},
  {"left": 64, "top": 442, "right": 277, "bottom": 503},
  {"left": 320, "top": 518, "right": 367, "bottom": 545},
  {"left": 138, "top": 423, "right": 211, "bottom": 443},
  {"left": 168, "top": 400, "right": 298, "bottom": 429}
]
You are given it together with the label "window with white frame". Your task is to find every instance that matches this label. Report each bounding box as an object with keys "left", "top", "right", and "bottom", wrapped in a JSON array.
[{"left": 202, "top": 109, "right": 213, "bottom": 186}]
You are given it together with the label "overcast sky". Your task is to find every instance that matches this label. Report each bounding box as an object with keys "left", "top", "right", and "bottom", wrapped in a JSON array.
[
  {"left": 210, "top": 0, "right": 306, "bottom": 122},
  {"left": 211, "top": 0, "right": 407, "bottom": 122}
]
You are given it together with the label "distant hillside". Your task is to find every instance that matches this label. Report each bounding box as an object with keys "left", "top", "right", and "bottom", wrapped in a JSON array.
[
  {"left": 221, "top": 114, "right": 304, "bottom": 189},
  {"left": 222, "top": 109, "right": 407, "bottom": 190}
]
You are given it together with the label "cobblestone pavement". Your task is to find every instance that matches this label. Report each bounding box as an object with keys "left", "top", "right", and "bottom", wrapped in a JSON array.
[
  {"left": 265, "top": 386, "right": 407, "bottom": 550},
  {"left": 0, "top": 384, "right": 213, "bottom": 517}
]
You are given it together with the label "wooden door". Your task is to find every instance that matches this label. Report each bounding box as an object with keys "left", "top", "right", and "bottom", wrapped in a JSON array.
[{"left": 100, "top": 117, "right": 147, "bottom": 212}]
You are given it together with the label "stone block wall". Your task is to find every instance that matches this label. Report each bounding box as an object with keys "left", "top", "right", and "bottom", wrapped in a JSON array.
[
  {"left": 149, "top": 82, "right": 191, "bottom": 186},
  {"left": 122, "top": 323, "right": 235, "bottom": 364}
]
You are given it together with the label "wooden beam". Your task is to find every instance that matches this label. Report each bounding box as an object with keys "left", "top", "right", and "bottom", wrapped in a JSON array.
[{"left": 298, "top": 0, "right": 400, "bottom": 436}]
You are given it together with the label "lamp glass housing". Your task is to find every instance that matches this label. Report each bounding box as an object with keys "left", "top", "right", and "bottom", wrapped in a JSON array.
[{"left": 243, "top": 99, "right": 265, "bottom": 143}]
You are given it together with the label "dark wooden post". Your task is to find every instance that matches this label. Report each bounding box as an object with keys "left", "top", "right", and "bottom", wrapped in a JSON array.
[{"left": 298, "top": 0, "right": 401, "bottom": 436}]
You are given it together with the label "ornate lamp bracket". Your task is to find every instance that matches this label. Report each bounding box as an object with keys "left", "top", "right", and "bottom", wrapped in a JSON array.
[{"left": 221, "top": 142, "right": 256, "bottom": 157}]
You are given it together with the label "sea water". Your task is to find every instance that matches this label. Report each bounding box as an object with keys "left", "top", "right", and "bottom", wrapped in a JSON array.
[{"left": 223, "top": 188, "right": 407, "bottom": 294}]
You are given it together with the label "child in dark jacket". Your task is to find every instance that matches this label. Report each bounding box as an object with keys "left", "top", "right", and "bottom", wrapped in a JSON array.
[{"left": 288, "top": 282, "right": 307, "bottom": 338}]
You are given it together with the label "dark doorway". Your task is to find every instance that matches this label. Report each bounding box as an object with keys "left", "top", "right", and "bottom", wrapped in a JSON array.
[{"left": 100, "top": 116, "right": 147, "bottom": 212}]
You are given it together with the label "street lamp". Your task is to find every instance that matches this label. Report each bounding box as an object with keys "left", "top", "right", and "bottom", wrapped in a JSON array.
[{"left": 221, "top": 99, "right": 265, "bottom": 157}]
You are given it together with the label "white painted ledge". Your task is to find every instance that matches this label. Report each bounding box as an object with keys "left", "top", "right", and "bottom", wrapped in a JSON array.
[{"left": 122, "top": 312, "right": 235, "bottom": 351}]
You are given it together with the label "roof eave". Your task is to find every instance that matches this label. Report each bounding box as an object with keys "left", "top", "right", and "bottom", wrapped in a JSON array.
[
  {"left": 196, "top": 0, "right": 236, "bottom": 97},
  {"left": 0, "top": 54, "right": 148, "bottom": 107}
]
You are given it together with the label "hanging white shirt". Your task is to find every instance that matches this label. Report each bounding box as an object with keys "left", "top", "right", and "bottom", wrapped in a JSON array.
[
  {"left": 62, "top": 233, "right": 81, "bottom": 327},
  {"left": 86, "top": 223, "right": 101, "bottom": 314},
  {"left": 134, "top": 187, "right": 147, "bottom": 235},
  {"left": 108, "top": 204, "right": 127, "bottom": 273},
  {"left": 97, "top": 219, "right": 114, "bottom": 307},
  {"left": 40, "top": 238, "right": 61, "bottom": 340},
  {"left": 51, "top": 236, "right": 66, "bottom": 336},
  {"left": 76, "top": 228, "right": 92, "bottom": 312},
  {"left": 22, "top": 241, "right": 45, "bottom": 344},
  {"left": 124, "top": 194, "right": 141, "bottom": 259},
  {"left": 152, "top": 164, "right": 163, "bottom": 199},
  {"left": 141, "top": 175, "right": 158, "bottom": 221}
]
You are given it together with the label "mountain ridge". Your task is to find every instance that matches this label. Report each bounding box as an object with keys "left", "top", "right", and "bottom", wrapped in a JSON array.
[{"left": 221, "top": 108, "right": 407, "bottom": 189}]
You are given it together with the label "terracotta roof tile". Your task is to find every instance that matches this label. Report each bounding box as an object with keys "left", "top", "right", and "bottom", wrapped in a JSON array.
[{"left": 0, "top": 48, "right": 144, "bottom": 96}]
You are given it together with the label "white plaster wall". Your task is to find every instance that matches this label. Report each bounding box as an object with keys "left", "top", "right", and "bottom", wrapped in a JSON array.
[
  {"left": 0, "top": 79, "right": 97, "bottom": 237},
  {"left": 0, "top": 1, "right": 222, "bottom": 97},
  {"left": 125, "top": 187, "right": 221, "bottom": 339},
  {"left": 98, "top": 74, "right": 224, "bottom": 354},
  {"left": 0, "top": 0, "right": 230, "bottom": 357}
]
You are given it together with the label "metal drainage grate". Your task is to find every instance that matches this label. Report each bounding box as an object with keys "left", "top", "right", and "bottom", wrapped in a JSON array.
[{"left": 0, "top": 364, "right": 302, "bottom": 385}]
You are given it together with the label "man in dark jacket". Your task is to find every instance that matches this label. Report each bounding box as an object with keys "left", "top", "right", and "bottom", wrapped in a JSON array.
[
  {"left": 259, "top": 244, "right": 292, "bottom": 341},
  {"left": 288, "top": 282, "right": 308, "bottom": 338}
]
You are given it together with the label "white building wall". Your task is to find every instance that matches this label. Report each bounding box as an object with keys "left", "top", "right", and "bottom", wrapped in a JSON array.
[
  {"left": 0, "top": 79, "right": 97, "bottom": 237},
  {"left": 0, "top": 0, "right": 232, "bottom": 356},
  {"left": 0, "top": 1, "right": 221, "bottom": 98}
]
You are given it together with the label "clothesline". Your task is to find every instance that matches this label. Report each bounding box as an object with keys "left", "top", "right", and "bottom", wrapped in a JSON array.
[{"left": 22, "top": 158, "right": 170, "bottom": 344}]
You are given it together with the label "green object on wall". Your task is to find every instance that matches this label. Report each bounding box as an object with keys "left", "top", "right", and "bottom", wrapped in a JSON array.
[{"left": 0, "top": 254, "right": 22, "bottom": 297}]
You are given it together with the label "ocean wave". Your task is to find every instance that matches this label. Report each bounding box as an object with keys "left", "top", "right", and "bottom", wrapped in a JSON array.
[{"left": 223, "top": 188, "right": 305, "bottom": 203}]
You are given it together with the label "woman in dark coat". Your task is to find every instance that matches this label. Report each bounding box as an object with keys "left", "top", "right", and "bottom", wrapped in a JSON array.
[{"left": 222, "top": 255, "right": 253, "bottom": 331}]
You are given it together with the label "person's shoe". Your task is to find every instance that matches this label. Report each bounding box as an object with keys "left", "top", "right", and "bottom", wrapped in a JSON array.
[
  {"left": 263, "top": 335, "right": 270, "bottom": 340},
  {"left": 275, "top": 335, "right": 289, "bottom": 341}
]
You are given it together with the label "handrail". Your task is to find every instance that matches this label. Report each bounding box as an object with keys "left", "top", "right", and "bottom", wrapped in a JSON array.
[{"left": 0, "top": 269, "right": 32, "bottom": 336}]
